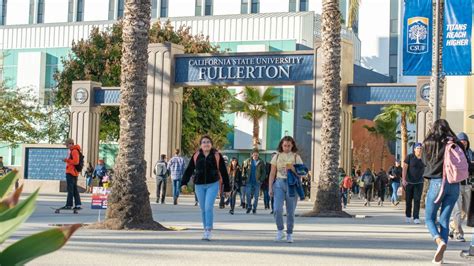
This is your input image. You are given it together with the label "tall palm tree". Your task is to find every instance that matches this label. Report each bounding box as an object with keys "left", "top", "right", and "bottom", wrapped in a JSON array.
[
  {"left": 363, "top": 119, "right": 397, "bottom": 168},
  {"left": 104, "top": 0, "right": 162, "bottom": 230},
  {"left": 375, "top": 105, "right": 416, "bottom": 164},
  {"left": 226, "top": 87, "right": 287, "bottom": 151}
]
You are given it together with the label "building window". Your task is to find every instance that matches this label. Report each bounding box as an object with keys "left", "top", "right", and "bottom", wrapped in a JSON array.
[
  {"left": 195, "top": 0, "right": 202, "bottom": 16},
  {"left": 37, "top": 0, "right": 45, "bottom": 23},
  {"left": 241, "top": 0, "right": 248, "bottom": 14},
  {"left": 117, "top": 0, "right": 125, "bottom": 18},
  {"left": 68, "top": 0, "right": 74, "bottom": 22},
  {"left": 77, "top": 0, "right": 84, "bottom": 22},
  {"left": 250, "top": 0, "right": 259, "bottom": 13},
  {"left": 204, "top": 0, "right": 212, "bottom": 16},
  {"left": 299, "top": 0, "right": 308, "bottom": 11},
  {"left": 151, "top": 0, "right": 158, "bottom": 18},
  {"left": 160, "top": 0, "right": 168, "bottom": 17},
  {"left": 289, "top": 0, "right": 296, "bottom": 12},
  {"left": 0, "top": 0, "right": 7, "bottom": 25}
]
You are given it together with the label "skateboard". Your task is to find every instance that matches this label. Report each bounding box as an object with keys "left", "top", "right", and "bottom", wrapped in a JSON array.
[{"left": 51, "top": 207, "right": 80, "bottom": 214}]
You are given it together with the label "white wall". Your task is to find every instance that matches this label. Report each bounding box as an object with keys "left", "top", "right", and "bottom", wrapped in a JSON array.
[
  {"left": 214, "top": 0, "right": 240, "bottom": 15},
  {"left": 358, "top": 0, "right": 390, "bottom": 75},
  {"left": 446, "top": 77, "right": 466, "bottom": 111},
  {"left": 260, "top": 0, "right": 289, "bottom": 13},
  {"left": 308, "top": 0, "right": 322, "bottom": 14},
  {"left": 6, "top": 0, "right": 30, "bottom": 25},
  {"left": 44, "top": 0, "right": 69, "bottom": 23},
  {"left": 83, "top": 0, "right": 109, "bottom": 21},
  {"left": 168, "top": 0, "right": 195, "bottom": 17},
  {"left": 16, "top": 52, "right": 46, "bottom": 98}
]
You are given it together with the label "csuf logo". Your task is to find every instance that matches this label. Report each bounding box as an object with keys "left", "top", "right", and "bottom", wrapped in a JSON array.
[
  {"left": 407, "top": 17, "right": 430, "bottom": 54},
  {"left": 420, "top": 84, "right": 430, "bottom": 102},
  {"left": 74, "top": 88, "right": 89, "bottom": 104}
]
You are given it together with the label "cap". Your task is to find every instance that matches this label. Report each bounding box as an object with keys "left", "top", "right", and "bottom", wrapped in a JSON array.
[{"left": 414, "top": 142, "right": 422, "bottom": 149}]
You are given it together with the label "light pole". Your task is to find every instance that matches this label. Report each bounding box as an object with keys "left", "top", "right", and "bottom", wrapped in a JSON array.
[{"left": 433, "top": 0, "right": 441, "bottom": 121}]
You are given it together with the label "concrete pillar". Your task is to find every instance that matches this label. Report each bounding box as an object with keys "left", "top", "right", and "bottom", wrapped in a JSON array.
[
  {"left": 464, "top": 76, "right": 474, "bottom": 141},
  {"left": 70, "top": 81, "right": 101, "bottom": 168},
  {"left": 144, "top": 43, "right": 184, "bottom": 197},
  {"left": 416, "top": 77, "right": 431, "bottom": 142}
]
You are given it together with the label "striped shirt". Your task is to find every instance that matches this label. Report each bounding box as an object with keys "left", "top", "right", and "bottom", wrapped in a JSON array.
[{"left": 167, "top": 156, "right": 186, "bottom": 180}]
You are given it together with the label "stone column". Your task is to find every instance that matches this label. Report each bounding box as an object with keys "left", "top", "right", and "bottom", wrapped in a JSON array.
[
  {"left": 464, "top": 76, "right": 474, "bottom": 141},
  {"left": 70, "top": 81, "right": 101, "bottom": 169},
  {"left": 144, "top": 43, "right": 184, "bottom": 196},
  {"left": 416, "top": 77, "right": 431, "bottom": 142}
]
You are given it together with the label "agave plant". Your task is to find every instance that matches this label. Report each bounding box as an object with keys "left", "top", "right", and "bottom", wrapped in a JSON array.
[{"left": 0, "top": 170, "right": 81, "bottom": 265}]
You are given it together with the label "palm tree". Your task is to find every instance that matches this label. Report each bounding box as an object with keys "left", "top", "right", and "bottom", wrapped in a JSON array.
[
  {"left": 103, "top": 0, "right": 163, "bottom": 230},
  {"left": 375, "top": 105, "right": 416, "bottom": 164},
  {"left": 226, "top": 87, "right": 287, "bottom": 151},
  {"left": 363, "top": 119, "right": 397, "bottom": 168}
]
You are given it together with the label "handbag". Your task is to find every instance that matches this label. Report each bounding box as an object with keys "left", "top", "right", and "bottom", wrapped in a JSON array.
[{"left": 397, "top": 186, "right": 403, "bottom": 197}]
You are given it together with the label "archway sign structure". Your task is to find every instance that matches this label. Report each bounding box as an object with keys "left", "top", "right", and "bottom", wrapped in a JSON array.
[{"left": 70, "top": 41, "right": 356, "bottom": 199}]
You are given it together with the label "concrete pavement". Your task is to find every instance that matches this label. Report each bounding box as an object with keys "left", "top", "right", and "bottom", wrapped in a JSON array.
[{"left": 6, "top": 193, "right": 474, "bottom": 265}]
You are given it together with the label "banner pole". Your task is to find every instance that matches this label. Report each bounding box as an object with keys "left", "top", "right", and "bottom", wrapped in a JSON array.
[{"left": 433, "top": 0, "right": 441, "bottom": 121}]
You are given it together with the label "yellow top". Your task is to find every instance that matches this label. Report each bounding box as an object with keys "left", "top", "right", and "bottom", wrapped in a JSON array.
[{"left": 270, "top": 152, "right": 303, "bottom": 179}]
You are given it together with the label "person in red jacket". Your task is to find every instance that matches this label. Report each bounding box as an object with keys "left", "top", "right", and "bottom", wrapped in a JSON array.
[{"left": 62, "top": 138, "right": 82, "bottom": 210}]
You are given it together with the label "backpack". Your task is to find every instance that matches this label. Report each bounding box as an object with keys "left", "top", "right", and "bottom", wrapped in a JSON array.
[
  {"left": 70, "top": 148, "right": 84, "bottom": 172},
  {"left": 434, "top": 139, "right": 469, "bottom": 203},
  {"left": 154, "top": 161, "right": 167, "bottom": 176},
  {"left": 343, "top": 176, "right": 353, "bottom": 189}
]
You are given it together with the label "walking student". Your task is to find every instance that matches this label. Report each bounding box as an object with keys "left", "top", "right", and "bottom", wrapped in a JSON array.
[
  {"left": 93, "top": 159, "right": 108, "bottom": 187},
  {"left": 154, "top": 154, "right": 169, "bottom": 204},
  {"left": 181, "top": 135, "right": 230, "bottom": 241},
  {"left": 228, "top": 157, "right": 242, "bottom": 215},
  {"left": 460, "top": 132, "right": 474, "bottom": 259},
  {"left": 168, "top": 149, "right": 186, "bottom": 205},
  {"left": 388, "top": 161, "right": 402, "bottom": 206},
  {"left": 269, "top": 136, "right": 304, "bottom": 243},
  {"left": 403, "top": 143, "right": 425, "bottom": 224},
  {"left": 61, "top": 138, "right": 82, "bottom": 210},
  {"left": 450, "top": 133, "right": 473, "bottom": 242},
  {"left": 423, "top": 119, "right": 467, "bottom": 264},
  {"left": 243, "top": 150, "right": 266, "bottom": 214},
  {"left": 361, "top": 168, "right": 375, "bottom": 206},
  {"left": 375, "top": 169, "right": 389, "bottom": 206},
  {"left": 340, "top": 172, "right": 353, "bottom": 208}
]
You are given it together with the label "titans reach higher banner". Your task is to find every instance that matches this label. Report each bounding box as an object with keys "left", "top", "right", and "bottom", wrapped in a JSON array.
[{"left": 174, "top": 52, "right": 314, "bottom": 87}]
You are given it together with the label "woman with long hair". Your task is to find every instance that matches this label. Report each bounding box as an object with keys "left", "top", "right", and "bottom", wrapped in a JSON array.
[
  {"left": 181, "top": 135, "right": 231, "bottom": 241},
  {"left": 269, "top": 136, "right": 303, "bottom": 243},
  {"left": 228, "top": 157, "right": 242, "bottom": 215},
  {"left": 423, "top": 119, "right": 464, "bottom": 264}
]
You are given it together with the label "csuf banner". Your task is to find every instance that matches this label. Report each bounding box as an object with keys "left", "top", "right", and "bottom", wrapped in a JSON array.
[
  {"left": 403, "top": 0, "right": 433, "bottom": 76},
  {"left": 442, "top": 0, "right": 472, "bottom": 75}
]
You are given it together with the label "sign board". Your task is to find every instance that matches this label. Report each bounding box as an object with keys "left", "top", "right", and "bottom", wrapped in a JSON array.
[
  {"left": 91, "top": 187, "right": 110, "bottom": 209},
  {"left": 23, "top": 147, "right": 68, "bottom": 180},
  {"left": 174, "top": 52, "right": 314, "bottom": 87}
]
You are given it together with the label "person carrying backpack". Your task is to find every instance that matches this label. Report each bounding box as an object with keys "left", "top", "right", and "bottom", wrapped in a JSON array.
[
  {"left": 154, "top": 154, "right": 169, "bottom": 204},
  {"left": 375, "top": 169, "right": 389, "bottom": 206},
  {"left": 93, "top": 159, "right": 108, "bottom": 187},
  {"left": 422, "top": 119, "right": 469, "bottom": 264},
  {"left": 362, "top": 168, "right": 375, "bottom": 207},
  {"left": 340, "top": 171, "right": 353, "bottom": 209},
  {"left": 61, "top": 138, "right": 83, "bottom": 210}
]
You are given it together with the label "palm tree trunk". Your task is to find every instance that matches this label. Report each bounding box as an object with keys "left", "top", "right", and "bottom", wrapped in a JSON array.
[
  {"left": 252, "top": 118, "right": 259, "bottom": 151},
  {"left": 400, "top": 112, "right": 408, "bottom": 164},
  {"left": 102, "top": 0, "right": 163, "bottom": 230},
  {"left": 303, "top": 0, "right": 349, "bottom": 217}
]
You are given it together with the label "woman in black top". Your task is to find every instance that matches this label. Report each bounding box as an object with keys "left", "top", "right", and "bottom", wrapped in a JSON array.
[
  {"left": 181, "top": 135, "right": 230, "bottom": 241},
  {"left": 423, "top": 119, "right": 463, "bottom": 264},
  {"left": 228, "top": 157, "right": 242, "bottom": 215}
]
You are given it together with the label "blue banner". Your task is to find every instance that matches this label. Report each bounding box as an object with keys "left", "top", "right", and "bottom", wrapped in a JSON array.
[
  {"left": 174, "top": 53, "right": 314, "bottom": 86},
  {"left": 442, "top": 0, "right": 472, "bottom": 75},
  {"left": 403, "top": 0, "right": 433, "bottom": 76}
]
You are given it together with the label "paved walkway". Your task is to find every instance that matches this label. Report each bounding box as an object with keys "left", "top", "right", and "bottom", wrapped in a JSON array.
[{"left": 8, "top": 193, "right": 473, "bottom": 265}]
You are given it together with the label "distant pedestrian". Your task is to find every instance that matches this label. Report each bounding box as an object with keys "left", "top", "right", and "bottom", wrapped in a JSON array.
[
  {"left": 219, "top": 155, "right": 230, "bottom": 209},
  {"left": 61, "top": 138, "right": 82, "bottom": 210},
  {"left": 361, "top": 168, "right": 375, "bottom": 206},
  {"left": 168, "top": 149, "right": 186, "bottom": 205},
  {"left": 262, "top": 156, "right": 273, "bottom": 211},
  {"left": 269, "top": 136, "right": 304, "bottom": 243},
  {"left": 403, "top": 143, "right": 425, "bottom": 224},
  {"left": 84, "top": 162, "right": 94, "bottom": 193},
  {"left": 388, "top": 161, "right": 402, "bottom": 206},
  {"left": 423, "top": 119, "right": 466, "bottom": 264},
  {"left": 228, "top": 157, "right": 242, "bottom": 215},
  {"left": 93, "top": 159, "right": 108, "bottom": 187},
  {"left": 375, "top": 169, "right": 389, "bottom": 206},
  {"left": 154, "top": 154, "right": 169, "bottom": 204},
  {"left": 340, "top": 170, "right": 353, "bottom": 208},
  {"left": 181, "top": 135, "right": 230, "bottom": 241},
  {"left": 243, "top": 150, "right": 266, "bottom": 214},
  {"left": 351, "top": 168, "right": 360, "bottom": 199}
]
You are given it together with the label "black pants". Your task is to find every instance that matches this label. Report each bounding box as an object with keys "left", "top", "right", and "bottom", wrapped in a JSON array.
[
  {"left": 230, "top": 185, "right": 240, "bottom": 211},
  {"left": 156, "top": 177, "right": 167, "bottom": 203},
  {"left": 66, "top": 174, "right": 81, "bottom": 207},
  {"left": 405, "top": 183, "right": 423, "bottom": 219},
  {"left": 364, "top": 185, "right": 373, "bottom": 201},
  {"left": 378, "top": 187, "right": 386, "bottom": 202}
]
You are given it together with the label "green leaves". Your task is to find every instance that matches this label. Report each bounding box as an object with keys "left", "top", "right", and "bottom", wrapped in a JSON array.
[
  {"left": 0, "top": 170, "right": 18, "bottom": 199},
  {"left": 0, "top": 224, "right": 81, "bottom": 265}
]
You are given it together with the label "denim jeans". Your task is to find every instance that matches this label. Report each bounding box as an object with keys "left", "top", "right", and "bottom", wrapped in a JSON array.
[
  {"left": 273, "top": 179, "right": 297, "bottom": 234},
  {"left": 66, "top": 174, "right": 81, "bottom": 207},
  {"left": 246, "top": 182, "right": 260, "bottom": 211},
  {"left": 195, "top": 181, "right": 219, "bottom": 230},
  {"left": 240, "top": 185, "right": 246, "bottom": 205},
  {"left": 391, "top": 182, "right": 400, "bottom": 202},
  {"left": 172, "top": 179, "right": 181, "bottom": 200},
  {"left": 262, "top": 186, "right": 270, "bottom": 208},
  {"left": 425, "top": 178, "right": 460, "bottom": 243},
  {"left": 156, "top": 176, "right": 167, "bottom": 202},
  {"left": 341, "top": 188, "right": 348, "bottom": 207}
]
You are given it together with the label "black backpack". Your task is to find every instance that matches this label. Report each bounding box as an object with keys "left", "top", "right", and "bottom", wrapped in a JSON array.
[{"left": 70, "top": 149, "right": 84, "bottom": 172}]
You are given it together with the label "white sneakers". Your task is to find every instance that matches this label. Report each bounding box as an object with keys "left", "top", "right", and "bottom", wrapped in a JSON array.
[
  {"left": 202, "top": 230, "right": 212, "bottom": 241},
  {"left": 413, "top": 219, "right": 421, "bottom": 224},
  {"left": 433, "top": 239, "right": 447, "bottom": 264},
  {"left": 406, "top": 217, "right": 411, "bottom": 223},
  {"left": 275, "top": 231, "right": 294, "bottom": 243},
  {"left": 406, "top": 218, "right": 422, "bottom": 224}
]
